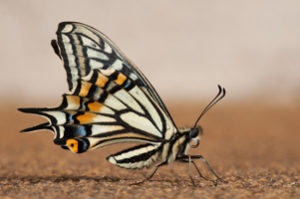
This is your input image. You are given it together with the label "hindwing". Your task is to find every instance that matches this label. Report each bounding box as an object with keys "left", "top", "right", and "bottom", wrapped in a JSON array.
[{"left": 20, "top": 68, "right": 174, "bottom": 153}]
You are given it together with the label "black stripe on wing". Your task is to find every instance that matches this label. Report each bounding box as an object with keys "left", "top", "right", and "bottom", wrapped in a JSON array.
[{"left": 107, "top": 143, "right": 162, "bottom": 169}]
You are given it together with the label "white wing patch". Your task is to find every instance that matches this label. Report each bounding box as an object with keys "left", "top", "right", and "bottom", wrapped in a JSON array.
[
  {"left": 89, "top": 59, "right": 104, "bottom": 69},
  {"left": 120, "top": 112, "right": 162, "bottom": 138},
  {"left": 91, "top": 125, "right": 124, "bottom": 135},
  {"left": 111, "top": 59, "right": 123, "bottom": 70},
  {"left": 129, "top": 73, "right": 138, "bottom": 81},
  {"left": 129, "top": 86, "right": 163, "bottom": 132},
  {"left": 42, "top": 111, "right": 66, "bottom": 125},
  {"left": 103, "top": 42, "right": 112, "bottom": 54},
  {"left": 86, "top": 48, "right": 109, "bottom": 60},
  {"left": 105, "top": 95, "right": 127, "bottom": 110},
  {"left": 63, "top": 43, "right": 73, "bottom": 54},
  {"left": 61, "top": 34, "right": 71, "bottom": 42},
  {"left": 67, "top": 54, "right": 77, "bottom": 67},
  {"left": 61, "top": 24, "right": 74, "bottom": 33},
  {"left": 99, "top": 106, "right": 115, "bottom": 115},
  {"left": 114, "top": 89, "right": 144, "bottom": 114},
  {"left": 57, "top": 126, "right": 64, "bottom": 139},
  {"left": 81, "top": 35, "right": 101, "bottom": 49}
]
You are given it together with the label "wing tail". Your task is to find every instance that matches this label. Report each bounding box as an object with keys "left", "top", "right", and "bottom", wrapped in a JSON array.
[
  {"left": 18, "top": 107, "right": 56, "bottom": 133},
  {"left": 20, "top": 122, "right": 51, "bottom": 133},
  {"left": 18, "top": 107, "right": 49, "bottom": 114}
]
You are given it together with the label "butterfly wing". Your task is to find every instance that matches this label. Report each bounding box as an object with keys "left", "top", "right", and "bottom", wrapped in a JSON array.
[
  {"left": 19, "top": 22, "right": 179, "bottom": 169},
  {"left": 52, "top": 22, "right": 176, "bottom": 128},
  {"left": 19, "top": 67, "right": 177, "bottom": 153}
]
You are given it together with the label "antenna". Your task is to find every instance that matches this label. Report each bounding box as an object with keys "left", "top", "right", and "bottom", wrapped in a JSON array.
[{"left": 193, "top": 85, "right": 226, "bottom": 128}]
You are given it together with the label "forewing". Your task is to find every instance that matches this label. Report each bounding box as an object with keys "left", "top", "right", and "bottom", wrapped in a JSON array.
[{"left": 53, "top": 22, "right": 176, "bottom": 128}]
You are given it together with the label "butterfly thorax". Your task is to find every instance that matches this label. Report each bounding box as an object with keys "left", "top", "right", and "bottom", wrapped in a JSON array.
[{"left": 161, "top": 126, "right": 202, "bottom": 164}]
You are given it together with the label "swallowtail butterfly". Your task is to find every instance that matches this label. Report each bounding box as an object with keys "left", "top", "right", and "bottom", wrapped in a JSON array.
[{"left": 19, "top": 22, "right": 226, "bottom": 185}]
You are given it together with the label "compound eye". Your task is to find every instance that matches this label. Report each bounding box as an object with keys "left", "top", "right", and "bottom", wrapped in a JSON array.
[{"left": 190, "top": 128, "right": 199, "bottom": 138}]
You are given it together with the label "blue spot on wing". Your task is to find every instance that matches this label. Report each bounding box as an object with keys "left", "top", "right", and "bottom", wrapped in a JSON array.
[
  {"left": 124, "top": 80, "right": 131, "bottom": 89},
  {"left": 74, "top": 126, "right": 87, "bottom": 136}
]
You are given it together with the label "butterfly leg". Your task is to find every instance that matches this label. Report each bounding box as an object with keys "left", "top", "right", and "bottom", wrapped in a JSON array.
[
  {"left": 187, "top": 156, "right": 196, "bottom": 186},
  {"left": 189, "top": 155, "right": 227, "bottom": 184},
  {"left": 177, "top": 156, "right": 197, "bottom": 186},
  {"left": 178, "top": 156, "right": 210, "bottom": 186},
  {"left": 130, "top": 161, "right": 167, "bottom": 185},
  {"left": 178, "top": 155, "right": 227, "bottom": 185}
]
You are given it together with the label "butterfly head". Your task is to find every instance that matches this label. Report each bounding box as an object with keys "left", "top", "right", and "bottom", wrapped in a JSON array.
[{"left": 189, "top": 126, "right": 203, "bottom": 148}]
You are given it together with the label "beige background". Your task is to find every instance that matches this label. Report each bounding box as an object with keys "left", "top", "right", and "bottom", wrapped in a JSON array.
[
  {"left": 1, "top": 2, "right": 299, "bottom": 198},
  {"left": 1, "top": 1, "right": 300, "bottom": 105}
]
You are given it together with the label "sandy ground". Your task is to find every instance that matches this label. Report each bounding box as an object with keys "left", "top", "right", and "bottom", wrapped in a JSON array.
[{"left": 0, "top": 102, "right": 299, "bottom": 198}]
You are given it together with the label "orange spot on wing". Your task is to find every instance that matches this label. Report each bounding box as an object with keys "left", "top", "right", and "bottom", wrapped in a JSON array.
[
  {"left": 65, "top": 95, "right": 80, "bottom": 109},
  {"left": 66, "top": 139, "right": 79, "bottom": 153},
  {"left": 79, "top": 81, "right": 92, "bottom": 97},
  {"left": 87, "top": 102, "right": 103, "bottom": 112},
  {"left": 115, "top": 73, "right": 127, "bottom": 85},
  {"left": 95, "top": 73, "right": 109, "bottom": 87},
  {"left": 76, "top": 112, "right": 97, "bottom": 124}
]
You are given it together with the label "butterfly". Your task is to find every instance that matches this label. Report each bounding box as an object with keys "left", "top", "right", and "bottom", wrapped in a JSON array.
[{"left": 19, "top": 22, "right": 226, "bottom": 185}]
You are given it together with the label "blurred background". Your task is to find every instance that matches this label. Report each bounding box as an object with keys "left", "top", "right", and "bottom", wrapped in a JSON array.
[
  {"left": 0, "top": 2, "right": 300, "bottom": 197},
  {"left": 1, "top": 0, "right": 300, "bottom": 106}
]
